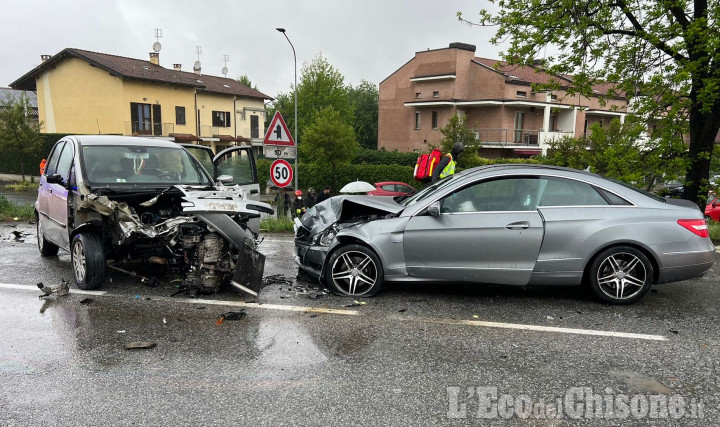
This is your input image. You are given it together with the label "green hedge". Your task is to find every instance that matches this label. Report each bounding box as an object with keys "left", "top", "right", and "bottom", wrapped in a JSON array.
[{"left": 0, "top": 133, "right": 69, "bottom": 176}]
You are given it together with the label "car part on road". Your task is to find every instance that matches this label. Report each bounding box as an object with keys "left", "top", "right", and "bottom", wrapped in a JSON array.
[
  {"left": 124, "top": 341, "right": 157, "bottom": 350},
  {"left": 107, "top": 263, "right": 159, "bottom": 287},
  {"left": 37, "top": 280, "right": 69, "bottom": 297},
  {"left": 71, "top": 233, "right": 106, "bottom": 290}
]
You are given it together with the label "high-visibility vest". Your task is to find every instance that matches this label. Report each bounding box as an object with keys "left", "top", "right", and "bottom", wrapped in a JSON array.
[{"left": 439, "top": 154, "right": 456, "bottom": 179}]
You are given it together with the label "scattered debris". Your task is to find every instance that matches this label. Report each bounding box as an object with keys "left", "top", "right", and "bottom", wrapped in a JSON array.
[
  {"left": 37, "top": 280, "right": 69, "bottom": 297},
  {"left": 125, "top": 341, "right": 157, "bottom": 350},
  {"left": 309, "top": 314, "right": 318, "bottom": 318},
  {"left": 116, "top": 330, "right": 126, "bottom": 334},
  {"left": 308, "top": 292, "right": 322, "bottom": 299},
  {"left": 11, "top": 230, "right": 25, "bottom": 241},
  {"left": 343, "top": 300, "right": 367, "bottom": 307},
  {"left": 472, "top": 315, "right": 479, "bottom": 319},
  {"left": 163, "top": 318, "right": 167, "bottom": 325},
  {"left": 669, "top": 329, "right": 679, "bottom": 334},
  {"left": 107, "top": 264, "right": 159, "bottom": 287},
  {"left": 546, "top": 316, "right": 554, "bottom": 320},
  {"left": 398, "top": 308, "right": 407, "bottom": 313},
  {"left": 196, "top": 306, "right": 206, "bottom": 310},
  {"left": 79, "top": 298, "right": 94, "bottom": 305},
  {"left": 216, "top": 311, "right": 246, "bottom": 325},
  {"left": 262, "top": 274, "right": 294, "bottom": 287}
]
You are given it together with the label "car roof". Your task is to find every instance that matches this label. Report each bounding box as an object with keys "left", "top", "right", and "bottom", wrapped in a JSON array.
[
  {"left": 67, "top": 135, "right": 182, "bottom": 148},
  {"left": 374, "top": 181, "right": 411, "bottom": 186}
]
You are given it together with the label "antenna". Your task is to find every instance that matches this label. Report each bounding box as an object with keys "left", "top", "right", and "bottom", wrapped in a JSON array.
[
  {"left": 194, "top": 46, "right": 202, "bottom": 72},
  {"left": 153, "top": 28, "right": 162, "bottom": 53},
  {"left": 222, "top": 54, "right": 229, "bottom": 77}
]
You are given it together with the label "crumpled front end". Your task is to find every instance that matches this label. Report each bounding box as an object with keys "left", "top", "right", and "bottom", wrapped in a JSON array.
[{"left": 77, "top": 183, "right": 273, "bottom": 295}]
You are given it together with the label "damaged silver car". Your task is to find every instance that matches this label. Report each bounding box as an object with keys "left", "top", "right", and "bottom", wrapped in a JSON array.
[
  {"left": 295, "top": 164, "right": 715, "bottom": 304},
  {"left": 36, "top": 135, "right": 273, "bottom": 296}
]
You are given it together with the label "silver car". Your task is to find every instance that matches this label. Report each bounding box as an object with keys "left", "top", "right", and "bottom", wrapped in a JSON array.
[{"left": 295, "top": 164, "right": 715, "bottom": 304}]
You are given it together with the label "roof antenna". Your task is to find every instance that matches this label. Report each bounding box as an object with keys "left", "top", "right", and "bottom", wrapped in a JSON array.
[
  {"left": 222, "top": 54, "right": 229, "bottom": 77},
  {"left": 194, "top": 46, "right": 202, "bottom": 73},
  {"left": 153, "top": 28, "right": 162, "bottom": 53}
]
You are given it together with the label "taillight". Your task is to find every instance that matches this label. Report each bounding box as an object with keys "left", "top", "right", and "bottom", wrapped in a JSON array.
[{"left": 677, "top": 219, "right": 709, "bottom": 238}]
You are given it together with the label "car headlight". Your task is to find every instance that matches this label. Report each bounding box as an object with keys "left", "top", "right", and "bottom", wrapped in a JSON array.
[{"left": 313, "top": 227, "right": 337, "bottom": 246}]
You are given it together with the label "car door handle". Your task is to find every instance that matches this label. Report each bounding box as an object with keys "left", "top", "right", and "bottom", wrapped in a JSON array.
[
  {"left": 505, "top": 221, "right": 530, "bottom": 230},
  {"left": 250, "top": 189, "right": 259, "bottom": 194}
]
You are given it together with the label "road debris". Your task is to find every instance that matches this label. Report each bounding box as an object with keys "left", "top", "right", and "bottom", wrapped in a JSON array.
[
  {"left": 125, "top": 341, "right": 157, "bottom": 350},
  {"left": 216, "top": 311, "right": 247, "bottom": 325},
  {"left": 107, "top": 264, "right": 159, "bottom": 287},
  {"left": 79, "top": 298, "right": 94, "bottom": 305},
  {"left": 398, "top": 308, "right": 407, "bottom": 313},
  {"left": 37, "top": 280, "right": 69, "bottom": 297},
  {"left": 343, "top": 300, "right": 367, "bottom": 307}
]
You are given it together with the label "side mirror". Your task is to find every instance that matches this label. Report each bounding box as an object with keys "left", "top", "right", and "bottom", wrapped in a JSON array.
[
  {"left": 46, "top": 174, "right": 64, "bottom": 185},
  {"left": 217, "top": 174, "right": 234, "bottom": 184},
  {"left": 427, "top": 201, "right": 441, "bottom": 217}
]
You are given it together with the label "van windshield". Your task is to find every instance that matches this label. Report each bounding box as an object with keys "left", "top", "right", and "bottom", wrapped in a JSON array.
[{"left": 81, "top": 145, "right": 211, "bottom": 186}]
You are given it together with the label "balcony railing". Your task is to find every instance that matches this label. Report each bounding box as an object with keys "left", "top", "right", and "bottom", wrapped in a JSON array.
[
  {"left": 470, "top": 128, "right": 541, "bottom": 146},
  {"left": 125, "top": 121, "right": 174, "bottom": 136}
]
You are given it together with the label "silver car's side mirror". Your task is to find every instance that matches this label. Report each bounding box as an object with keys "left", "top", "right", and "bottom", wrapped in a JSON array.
[
  {"left": 217, "top": 175, "right": 234, "bottom": 184},
  {"left": 427, "top": 201, "right": 441, "bottom": 216}
]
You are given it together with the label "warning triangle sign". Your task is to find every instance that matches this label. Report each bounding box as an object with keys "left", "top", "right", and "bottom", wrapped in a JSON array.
[{"left": 263, "top": 111, "right": 295, "bottom": 146}]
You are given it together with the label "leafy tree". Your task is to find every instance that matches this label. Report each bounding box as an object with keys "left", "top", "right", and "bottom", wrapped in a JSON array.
[
  {"left": 462, "top": 1, "right": 720, "bottom": 206},
  {"left": 236, "top": 74, "right": 258, "bottom": 90},
  {"left": 348, "top": 80, "right": 379, "bottom": 149},
  {"left": 268, "top": 54, "right": 354, "bottom": 155},
  {"left": 300, "top": 106, "right": 359, "bottom": 191},
  {"left": 436, "top": 113, "right": 480, "bottom": 168},
  {"left": 0, "top": 94, "right": 43, "bottom": 181}
]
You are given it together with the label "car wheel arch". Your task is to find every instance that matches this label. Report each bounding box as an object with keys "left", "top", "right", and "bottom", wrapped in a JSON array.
[
  {"left": 582, "top": 242, "right": 660, "bottom": 285},
  {"left": 69, "top": 221, "right": 104, "bottom": 245}
]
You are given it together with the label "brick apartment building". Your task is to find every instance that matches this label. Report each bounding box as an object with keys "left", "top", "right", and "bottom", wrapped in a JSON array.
[{"left": 378, "top": 43, "right": 629, "bottom": 157}]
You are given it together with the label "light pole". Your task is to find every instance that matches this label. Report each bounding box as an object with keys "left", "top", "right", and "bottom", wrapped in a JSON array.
[{"left": 276, "top": 27, "right": 298, "bottom": 191}]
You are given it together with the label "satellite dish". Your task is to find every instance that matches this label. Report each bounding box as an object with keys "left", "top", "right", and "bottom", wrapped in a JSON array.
[
  {"left": 193, "top": 61, "right": 202, "bottom": 70},
  {"left": 152, "top": 42, "right": 162, "bottom": 52},
  {"left": 222, "top": 66, "right": 228, "bottom": 76}
]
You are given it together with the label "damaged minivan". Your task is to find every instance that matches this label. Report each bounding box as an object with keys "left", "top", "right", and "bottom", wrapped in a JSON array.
[{"left": 36, "top": 135, "right": 273, "bottom": 296}]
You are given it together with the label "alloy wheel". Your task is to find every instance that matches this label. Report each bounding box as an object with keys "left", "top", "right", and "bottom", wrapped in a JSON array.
[
  {"left": 330, "top": 250, "right": 378, "bottom": 296},
  {"left": 596, "top": 252, "right": 647, "bottom": 300}
]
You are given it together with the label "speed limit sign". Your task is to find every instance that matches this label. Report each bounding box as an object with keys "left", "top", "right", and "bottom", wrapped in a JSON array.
[{"left": 270, "top": 159, "right": 293, "bottom": 188}]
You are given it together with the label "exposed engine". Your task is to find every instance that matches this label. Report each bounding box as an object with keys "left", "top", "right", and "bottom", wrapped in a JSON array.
[{"left": 179, "top": 224, "right": 235, "bottom": 293}]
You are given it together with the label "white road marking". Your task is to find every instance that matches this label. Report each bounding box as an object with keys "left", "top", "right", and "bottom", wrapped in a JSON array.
[{"left": 0, "top": 282, "right": 667, "bottom": 341}]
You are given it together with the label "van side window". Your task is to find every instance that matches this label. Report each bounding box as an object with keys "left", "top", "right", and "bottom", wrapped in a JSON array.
[{"left": 44, "top": 141, "right": 66, "bottom": 176}]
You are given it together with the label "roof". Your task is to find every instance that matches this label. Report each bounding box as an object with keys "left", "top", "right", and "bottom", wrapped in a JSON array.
[
  {"left": 0, "top": 87, "right": 38, "bottom": 108},
  {"left": 473, "top": 57, "right": 573, "bottom": 86},
  {"left": 10, "top": 48, "right": 272, "bottom": 100}
]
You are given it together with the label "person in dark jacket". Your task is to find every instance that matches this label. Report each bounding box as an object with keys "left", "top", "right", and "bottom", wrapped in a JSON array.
[
  {"left": 292, "top": 190, "right": 308, "bottom": 218},
  {"left": 306, "top": 188, "right": 317, "bottom": 209},
  {"left": 315, "top": 186, "right": 332, "bottom": 204},
  {"left": 431, "top": 142, "right": 465, "bottom": 183}
]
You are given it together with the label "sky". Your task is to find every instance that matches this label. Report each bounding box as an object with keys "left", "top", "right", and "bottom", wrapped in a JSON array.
[{"left": 1, "top": 0, "right": 502, "bottom": 100}]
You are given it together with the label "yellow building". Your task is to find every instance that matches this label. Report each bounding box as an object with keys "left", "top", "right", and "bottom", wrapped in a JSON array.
[{"left": 11, "top": 48, "right": 272, "bottom": 154}]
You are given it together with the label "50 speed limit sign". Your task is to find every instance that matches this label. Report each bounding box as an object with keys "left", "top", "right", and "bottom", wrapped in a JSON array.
[{"left": 270, "top": 159, "right": 293, "bottom": 188}]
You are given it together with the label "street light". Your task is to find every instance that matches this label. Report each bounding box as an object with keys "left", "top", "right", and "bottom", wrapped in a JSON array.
[{"left": 276, "top": 27, "right": 298, "bottom": 191}]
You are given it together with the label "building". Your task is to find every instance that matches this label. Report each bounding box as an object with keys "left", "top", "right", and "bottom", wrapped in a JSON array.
[
  {"left": 379, "top": 43, "right": 628, "bottom": 157},
  {"left": 10, "top": 48, "right": 272, "bottom": 154},
  {"left": 0, "top": 87, "right": 39, "bottom": 123}
]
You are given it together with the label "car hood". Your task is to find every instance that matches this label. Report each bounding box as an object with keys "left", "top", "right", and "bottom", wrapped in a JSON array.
[{"left": 300, "top": 195, "right": 403, "bottom": 235}]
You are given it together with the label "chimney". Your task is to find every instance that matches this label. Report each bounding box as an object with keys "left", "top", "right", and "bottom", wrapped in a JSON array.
[
  {"left": 41, "top": 55, "right": 51, "bottom": 63},
  {"left": 149, "top": 52, "right": 159, "bottom": 66},
  {"left": 173, "top": 64, "right": 182, "bottom": 71}
]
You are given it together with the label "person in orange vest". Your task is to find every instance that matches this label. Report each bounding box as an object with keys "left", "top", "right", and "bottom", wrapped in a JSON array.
[
  {"left": 431, "top": 142, "right": 465, "bottom": 183},
  {"left": 39, "top": 158, "right": 47, "bottom": 175}
]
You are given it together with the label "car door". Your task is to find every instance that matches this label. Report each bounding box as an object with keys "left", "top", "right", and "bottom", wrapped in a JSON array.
[
  {"left": 213, "top": 147, "right": 260, "bottom": 201},
  {"left": 45, "top": 141, "right": 74, "bottom": 247},
  {"left": 403, "top": 176, "right": 545, "bottom": 285},
  {"left": 37, "top": 141, "right": 64, "bottom": 244},
  {"left": 181, "top": 144, "right": 217, "bottom": 178}
]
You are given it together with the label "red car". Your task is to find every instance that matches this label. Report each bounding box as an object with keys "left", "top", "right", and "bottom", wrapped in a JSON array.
[
  {"left": 705, "top": 195, "right": 720, "bottom": 222},
  {"left": 367, "top": 181, "right": 416, "bottom": 197}
]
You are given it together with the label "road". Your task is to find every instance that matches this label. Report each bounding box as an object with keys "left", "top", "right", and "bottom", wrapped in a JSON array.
[{"left": 1, "top": 221, "right": 718, "bottom": 425}]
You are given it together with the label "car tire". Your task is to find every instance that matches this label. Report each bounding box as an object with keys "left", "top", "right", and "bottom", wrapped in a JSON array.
[
  {"left": 588, "top": 246, "right": 654, "bottom": 305},
  {"left": 71, "top": 233, "right": 106, "bottom": 290},
  {"left": 325, "top": 244, "right": 384, "bottom": 297},
  {"left": 37, "top": 218, "right": 59, "bottom": 256}
]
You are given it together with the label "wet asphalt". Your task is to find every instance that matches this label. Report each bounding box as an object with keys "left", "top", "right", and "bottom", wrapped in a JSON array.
[{"left": 1, "top": 220, "right": 719, "bottom": 426}]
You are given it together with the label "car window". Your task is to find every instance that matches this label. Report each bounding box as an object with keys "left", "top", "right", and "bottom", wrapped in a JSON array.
[
  {"left": 45, "top": 141, "right": 65, "bottom": 176},
  {"left": 82, "top": 145, "right": 211, "bottom": 185},
  {"left": 442, "top": 177, "right": 540, "bottom": 213},
  {"left": 55, "top": 141, "right": 74, "bottom": 182},
  {"left": 538, "top": 177, "right": 608, "bottom": 206},
  {"left": 382, "top": 184, "right": 395, "bottom": 192},
  {"left": 216, "top": 149, "right": 255, "bottom": 185},
  {"left": 398, "top": 185, "right": 412, "bottom": 193}
]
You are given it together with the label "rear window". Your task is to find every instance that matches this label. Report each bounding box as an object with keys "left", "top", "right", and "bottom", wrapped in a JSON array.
[{"left": 81, "top": 145, "right": 211, "bottom": 186}]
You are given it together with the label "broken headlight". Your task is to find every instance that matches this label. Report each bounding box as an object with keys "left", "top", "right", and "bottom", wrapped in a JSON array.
[{"left": 313, "top": 227, "right": 337, "bottom": 246}]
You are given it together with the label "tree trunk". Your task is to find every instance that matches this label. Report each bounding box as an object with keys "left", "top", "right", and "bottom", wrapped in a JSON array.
[{"left": 685, "top": 95, "right": 720, "bottom": 207}]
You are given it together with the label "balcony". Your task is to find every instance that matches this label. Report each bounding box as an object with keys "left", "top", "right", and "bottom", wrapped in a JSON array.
[
  {"left": 125, "top": 121, "right": 174, "bottom": 137},
  {"left": 471, "top": 128, "right": 541, "bottom": 146}
]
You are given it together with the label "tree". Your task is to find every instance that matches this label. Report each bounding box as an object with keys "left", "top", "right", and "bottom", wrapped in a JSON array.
[
  {"left": 236, "top": 74, "right": 258, "bottom": 90},
  {"left": 437, "top": 113, "right": 480, "bottom": 168},
  {"left": 299, "top": 106, "right": 359, "bottom": 191},
  {"left": 545, "top": 118, "right": 687, "bottom": 190},
  {"left": 268, "top": 54, "right": 354, "bottom": 155},
  {"left": 348, "top": 80, "right": 379, "bottom": 149},
  {"left": 0, "top": 94, "right": 43, "bottom": 181},
  {"left": 462, "top": 1, "right": 720, "bottom": 206}
]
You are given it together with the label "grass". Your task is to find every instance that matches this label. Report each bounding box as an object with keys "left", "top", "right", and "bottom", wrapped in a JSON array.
[
  {"left": 0, "top": 195, "right": 34, "bottom": 221},
  {"left": 260, "top": 216, "right": 295, "bottom": 233},
  {"left": 709, "top": 221, "right": 720, "bottom": 245},
  {"left": 5, "top": 181, "right": 37, "bottom": 191}
]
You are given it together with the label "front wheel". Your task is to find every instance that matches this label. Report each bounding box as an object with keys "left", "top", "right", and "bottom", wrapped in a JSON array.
[
  {"left": 71, "top": 233, "right": 106, "bottom": 290},
  {"left": 588, "top": 246, "right": 653, "bottom": 305},
  {"left": 324, "top": 244, "right": 384, "bottom": 297}
]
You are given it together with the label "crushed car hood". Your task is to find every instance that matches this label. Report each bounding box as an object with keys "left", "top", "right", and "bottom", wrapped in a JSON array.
[{"left": 300, "top": 195, "right": 403, "bottom": 235}]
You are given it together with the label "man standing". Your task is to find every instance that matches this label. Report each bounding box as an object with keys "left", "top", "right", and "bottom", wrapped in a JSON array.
[
  {"left": 431, "top": 143, "right": 465, "bottom": 183},
  {"left": 315, "top": 186, "right": 332, "bottom": 204}
]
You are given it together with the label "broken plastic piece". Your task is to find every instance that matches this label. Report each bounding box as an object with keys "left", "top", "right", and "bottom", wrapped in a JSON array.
[
  {"left": 124, "top": 341, "right": 157, "bottom": 350},
  {"left": 220, "top": 311, "right": 246, "bottom": 321},
  {"left": 79, "top": 298, "right": 94, "bottom": 305},
  {"left": 37, "top": 280, "right": 70, "bottom": 297}
]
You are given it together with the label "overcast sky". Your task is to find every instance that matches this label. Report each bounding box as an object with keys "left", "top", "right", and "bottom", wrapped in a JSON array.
[{"left": 1, "top": 0, "right": 502, "bottom": 99}]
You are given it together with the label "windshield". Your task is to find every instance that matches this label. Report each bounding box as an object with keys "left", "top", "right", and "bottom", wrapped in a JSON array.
[
  {"left": 82, "top": 145, "right": 212, "bottom": 186},
  {"left": 400, "top": 175, "right": 460, "bottom": 207}
]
